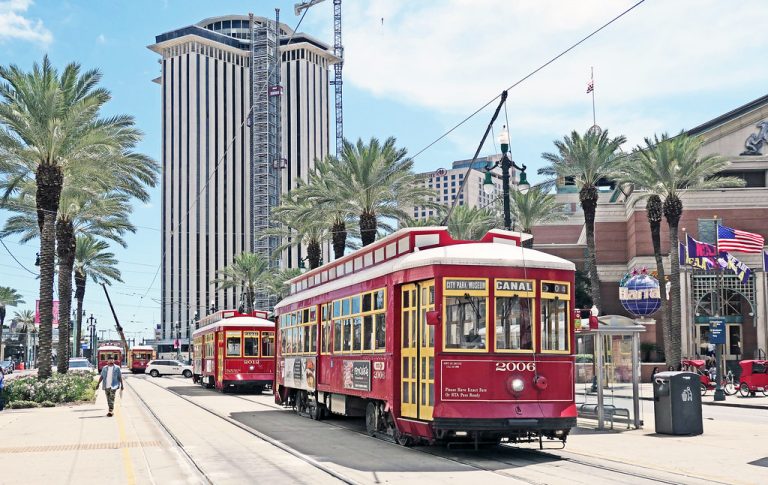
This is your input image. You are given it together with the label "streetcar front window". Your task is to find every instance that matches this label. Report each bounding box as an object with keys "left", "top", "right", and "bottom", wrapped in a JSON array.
[
  {"left": 244, "top": 331, "right": 259, "bottom": 357},
  {"left": 444, "top": 295, "right": 487, "bottom": 350},
  {"left": 226, "top": 331, "right": 242, "bottom": 357},
  {"left": 262, "top": 332, "right": 275, "bottom": 357},
  {"left": 495, "top": 297, "right": 534, "bottom": 351},
  {"left": 541, "top": 299, "right": 568, "bottom": 351}
]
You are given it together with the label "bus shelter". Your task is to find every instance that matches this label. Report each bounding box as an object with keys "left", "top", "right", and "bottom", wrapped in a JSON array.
[{"left": 575, "top": 315, "right": 646, "bottom": 430}]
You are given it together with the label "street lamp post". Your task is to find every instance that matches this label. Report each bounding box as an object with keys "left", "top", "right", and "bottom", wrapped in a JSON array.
[
  {"left": 483, "top": 125, "right": 530, "bottom": 230},
  {"left": 87, "top": 314, "right": 97, "bottom": 365}
]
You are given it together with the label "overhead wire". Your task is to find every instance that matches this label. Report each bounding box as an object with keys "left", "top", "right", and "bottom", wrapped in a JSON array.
[{"left": 409, "top": 0, "right": 647, "bottom": 162}]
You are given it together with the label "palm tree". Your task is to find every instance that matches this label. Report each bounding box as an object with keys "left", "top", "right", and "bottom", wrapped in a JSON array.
[
  {"left": 302, "top": 156, "right": 357, "bottom": 259},
  {"left": 13, "top": 309, "right": 35, "bottom": 365},
  {"left": 622, "top": 133, "right": 743, "bottom": 366},
  {"left": 0, "top": 57, "right": 155, "bottom": 379},
  {"left": 508, "top": 185, "right": 567, "bottom": 247},
  {"left": 263, "top": 268, "right": 302, "bottom": 301},
  {"left": 313, "top": 137, "right": 437, "bottom": 246},
  {"left": 1, "top": 185, "right": 136, "bottom": 372},
  {"left": 74, "top": 235, "right": 122, "bottom": 357},
  {"left": 540, "top": 128, "right": 626, "bottom": 311},
  {"left": 444, "top": 205, "right": 498, "bottom": 240},
  {"left": 213, "top": 252, "right": 271, "bottom": 314},
  {"left": 0, "top": 286, "right": 25, "bottom": 360}
]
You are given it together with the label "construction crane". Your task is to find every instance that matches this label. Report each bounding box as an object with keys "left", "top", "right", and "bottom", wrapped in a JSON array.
[
  {"left": 101, "top": 282, "right": 130, "bottom": 364},
  {"left": 294, "top": 0, "right": 344, "bottom": 156}
]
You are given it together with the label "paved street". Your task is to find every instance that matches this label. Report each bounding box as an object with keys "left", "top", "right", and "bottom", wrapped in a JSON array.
[{"left": 1, "top": 372, "right": 766, "bottom": 484}]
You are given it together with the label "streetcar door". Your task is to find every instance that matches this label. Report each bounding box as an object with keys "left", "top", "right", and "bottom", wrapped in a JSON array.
[{"left": 400, "top": 280, "right": 436, "bottom": 421}]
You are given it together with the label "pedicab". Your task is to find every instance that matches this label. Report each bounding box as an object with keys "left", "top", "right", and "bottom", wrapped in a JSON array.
[
  {"left": 681, "top": 359, "right": 736, "bottom": 396},
  {"left": 737, "top": 360, "right": 768, "bottom": 397}
]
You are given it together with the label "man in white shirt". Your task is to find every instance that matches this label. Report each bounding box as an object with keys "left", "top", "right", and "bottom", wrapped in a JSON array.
[{"left": 96, "top": 357, "right": 124, "bottom": 417}]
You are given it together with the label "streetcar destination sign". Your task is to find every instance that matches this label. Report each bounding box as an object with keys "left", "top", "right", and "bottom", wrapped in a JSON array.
[
  {"left": 445, "top": 279, "right": 486, "bottom": 291},
  {"left": 496, "top": 280, "right": 533, "bottom": 292}
]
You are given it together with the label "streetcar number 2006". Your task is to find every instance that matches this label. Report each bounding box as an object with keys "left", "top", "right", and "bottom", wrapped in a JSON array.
[{"left": 495, "top": 362, "right": 536, "bottom": 372}]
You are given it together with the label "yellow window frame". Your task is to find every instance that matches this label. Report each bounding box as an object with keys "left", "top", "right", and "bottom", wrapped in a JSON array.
[
  {"left": 243, "top": 331, "right": 260, "bottom": 357},
  {"left": 539, "top": 280, "right": 571, "bottom": 354},
  {"left": 442, "top": 278, "right": 490, "bottom": 353}
]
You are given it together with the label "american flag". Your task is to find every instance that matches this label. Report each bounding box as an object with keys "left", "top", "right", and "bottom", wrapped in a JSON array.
[
  {"left": 586, "top": 80, "right": 594, "bottom": 94},
  {"left": 717, "top": 225, "right": 765, "bottom": 253}
]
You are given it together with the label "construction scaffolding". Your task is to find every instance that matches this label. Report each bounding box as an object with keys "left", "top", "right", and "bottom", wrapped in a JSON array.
[{"left": 250, "top": 13, "right": 282, "bottom": 311}]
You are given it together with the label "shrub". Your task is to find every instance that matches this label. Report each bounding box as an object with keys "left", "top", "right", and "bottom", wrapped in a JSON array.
[
  {"left": 7, "top": 400, "right": 40, "bottom": 409},
  {"left": 575, "top": 354, "right": 594, "bottom": 363},
  {"left": 41, "top": 401, "right": 56, "bottom": 408},
  {"left": 4, "top": 373, "right": 98, "bottom": 405}
]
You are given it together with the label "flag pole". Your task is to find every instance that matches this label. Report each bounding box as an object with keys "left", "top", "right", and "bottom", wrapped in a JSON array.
[
  {"left": 591, "top": 66, "right": 596, "bottom": 127},
  {"left": 713, "top": 217, "right": 726, "bottom": 401}
]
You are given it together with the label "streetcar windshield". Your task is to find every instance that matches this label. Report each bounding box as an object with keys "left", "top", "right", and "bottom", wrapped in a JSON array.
[
  {"left": 495, "top": 296, "right": 534, "bottom": 351},
  {"left": 444, "top": 296, "right": 487, "bottom": 350}
]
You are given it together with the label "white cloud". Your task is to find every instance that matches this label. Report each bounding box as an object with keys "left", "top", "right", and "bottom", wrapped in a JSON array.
[
  {"left": 340, "top": 0, "right": 768, "bottom": 151},
  {"left": 0, "top": 0, "right": 52, "bottom": 46},
  {"left": 97, "top": 33, "right": 106, "bottom": 44}
]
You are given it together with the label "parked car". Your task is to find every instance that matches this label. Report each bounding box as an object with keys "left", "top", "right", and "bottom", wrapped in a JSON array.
[
  {"left": 146, "top": 359, "right": 193, "bottom": 378},
  {"left": 0, "top": 360, "right": 13, "bottom": 374},
  {"left": 68, "top": 358, "right": 94, "bottom": 374}
]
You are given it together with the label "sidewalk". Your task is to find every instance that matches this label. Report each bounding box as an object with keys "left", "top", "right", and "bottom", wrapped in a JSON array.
[
  {"left": 577, "top": 382, "right": 768, "bottom": 409},
  {"left": 0, "top": 383, "right": 201, "bottom": 485}
]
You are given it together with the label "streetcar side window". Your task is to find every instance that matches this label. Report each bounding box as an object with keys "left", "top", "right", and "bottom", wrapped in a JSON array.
[
  {"left": 334, "top": 319, "right": 343, "bottom": 352},
  {"left": 495, "top": 297, "right": 534, "bottom": 352},
  {"left": 243, "top": 331, "right": 259, "bottom": 357},
  {"left": 321, "top": 304, "right": 332, "bottom": 355},
  {"left": 363, "top": 315, "right": 373, "bottom": 351},
  {"left": 226, "top": 331, "right": 242, "bottom": 357},
  {"left": 375, "top": 313, "right": 386, "bottom": 350},
  {"left": 444, "top": 296, "right": 487, "bottom": 350},
  {"left": 261, "top": 331, "right": 275, "bottom": 357}
]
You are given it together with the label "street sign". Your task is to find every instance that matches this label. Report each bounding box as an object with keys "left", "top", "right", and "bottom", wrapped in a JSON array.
[
  {"left": 708, "top": 318, "right": 726, "bottom": 344},
  {"left": 81, "top": 344, "right": 88, "bottom": 350},
  {"left": 173, "top": 338, "right": 179, "bottom": 349}
]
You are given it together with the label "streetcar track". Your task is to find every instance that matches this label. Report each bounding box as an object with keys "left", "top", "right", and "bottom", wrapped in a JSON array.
[
  {"left": 136, "top": 376, "right": 360, "bottom": 485},
  {"left": 141, "top": 377, "right": 732, "bottom": 484},
  {"left": 204, "top": 387, "right": 702, "bottom": 484},
  {"left": 126, "top": 379, "right": 214, "bottom": 485}
]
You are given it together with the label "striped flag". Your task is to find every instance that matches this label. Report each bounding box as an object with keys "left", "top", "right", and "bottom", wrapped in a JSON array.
[
  {"left": 717, "top": 225, "right": 765, "bottom": 253},
  {"left": 586, "top": 80, "right": 594, "bottom": 94}
]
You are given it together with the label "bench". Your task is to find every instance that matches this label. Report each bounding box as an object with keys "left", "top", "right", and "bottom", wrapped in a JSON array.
[{"left": 577, "top": 403, "right": 631, "bottom": 429}]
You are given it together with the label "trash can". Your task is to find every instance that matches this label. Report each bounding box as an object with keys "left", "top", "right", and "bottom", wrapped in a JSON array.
[{"left": 653, "top": 371, "right": 703, "bottom": 435}]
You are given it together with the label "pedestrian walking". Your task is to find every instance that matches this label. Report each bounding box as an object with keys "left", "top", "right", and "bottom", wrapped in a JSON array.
[
  {"left": 96, "top": 356, "right": 123, "bottom": 417},
  {"left": 0, "top": 367, "right": 5, "bottom": 411}
]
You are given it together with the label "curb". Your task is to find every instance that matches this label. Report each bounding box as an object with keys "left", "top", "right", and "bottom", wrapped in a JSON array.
[{"left": 586, "top": 393, "right": 767, "bottom": 410}]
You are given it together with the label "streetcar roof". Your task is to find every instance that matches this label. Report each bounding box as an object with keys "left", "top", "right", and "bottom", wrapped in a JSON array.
[
  {"left": 130, "top": 346, "right": 154, "bottom": 351},
  {"left": 192, "top": 316, "right": 274, "bottom": 337},
  {"left": 276, "top": 241, "right": 575, "bottom": 310},
  {"left": 97, "top": 346, "right": 123, "bottom": 352}
]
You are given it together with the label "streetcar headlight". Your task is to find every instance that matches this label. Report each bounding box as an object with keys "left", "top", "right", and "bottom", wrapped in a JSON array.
[
  {"left": 249, "top": 365, "right": 255, "bottom": 371},
  {"left": 511, "top": 378, "right": 525, "bottom": 393}
]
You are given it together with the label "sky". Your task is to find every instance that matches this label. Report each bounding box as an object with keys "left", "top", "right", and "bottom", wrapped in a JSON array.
[{"left": 1, "top": 0, "right": 767, "bottom": 343}]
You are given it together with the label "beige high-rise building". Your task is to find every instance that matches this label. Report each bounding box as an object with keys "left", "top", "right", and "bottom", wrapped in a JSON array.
[{"left": 149, "top": 15, "right": 336, "bottom": 345}]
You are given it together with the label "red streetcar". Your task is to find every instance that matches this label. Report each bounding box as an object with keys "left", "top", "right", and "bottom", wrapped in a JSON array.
[
  {"left": 96, "top": 345, "right": 124, "bottom": 371},
  {"left": 129, "top": 345, "right": 156, "bottom": 374},
  {"left": 274, "top": 227, "right": 577, "bottom": 446},
  {"left": 192, "top": 309, "right": 276, "bottom": 393}
]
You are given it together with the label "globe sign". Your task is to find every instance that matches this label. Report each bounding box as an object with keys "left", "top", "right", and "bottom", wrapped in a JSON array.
[{"left": 619, "top": 273, "right": 661, "bottom": 317}]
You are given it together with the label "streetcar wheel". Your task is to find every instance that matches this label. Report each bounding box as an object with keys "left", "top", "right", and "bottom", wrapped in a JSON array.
[
  {"left": 700, "top": 383, "right": 707, "bottom": 396},
  {"left": 182, "top": 370, "right": 192, "bottom": 378},
  {"left": 394, "top": 430, "right": 413, "bottom": 447},
  {"left": 309, "top": 402, "right": 324, "bottom": 421},
  {"left": 739, "top": 383, "right": 751, "bottom": 397},
  {"left": 724, "top": 382, "right": 736, "bottom": 396},
  {"left": 149, "top": 369, "right": 159, "bottom": 378},
  {"left": 365, "top": 402, "right": 379, "bottom": 436}
]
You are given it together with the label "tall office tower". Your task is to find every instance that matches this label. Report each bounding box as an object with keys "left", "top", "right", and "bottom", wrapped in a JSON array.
[{"left": 149, "top": 15, "right": 335, "bottom": 344}]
